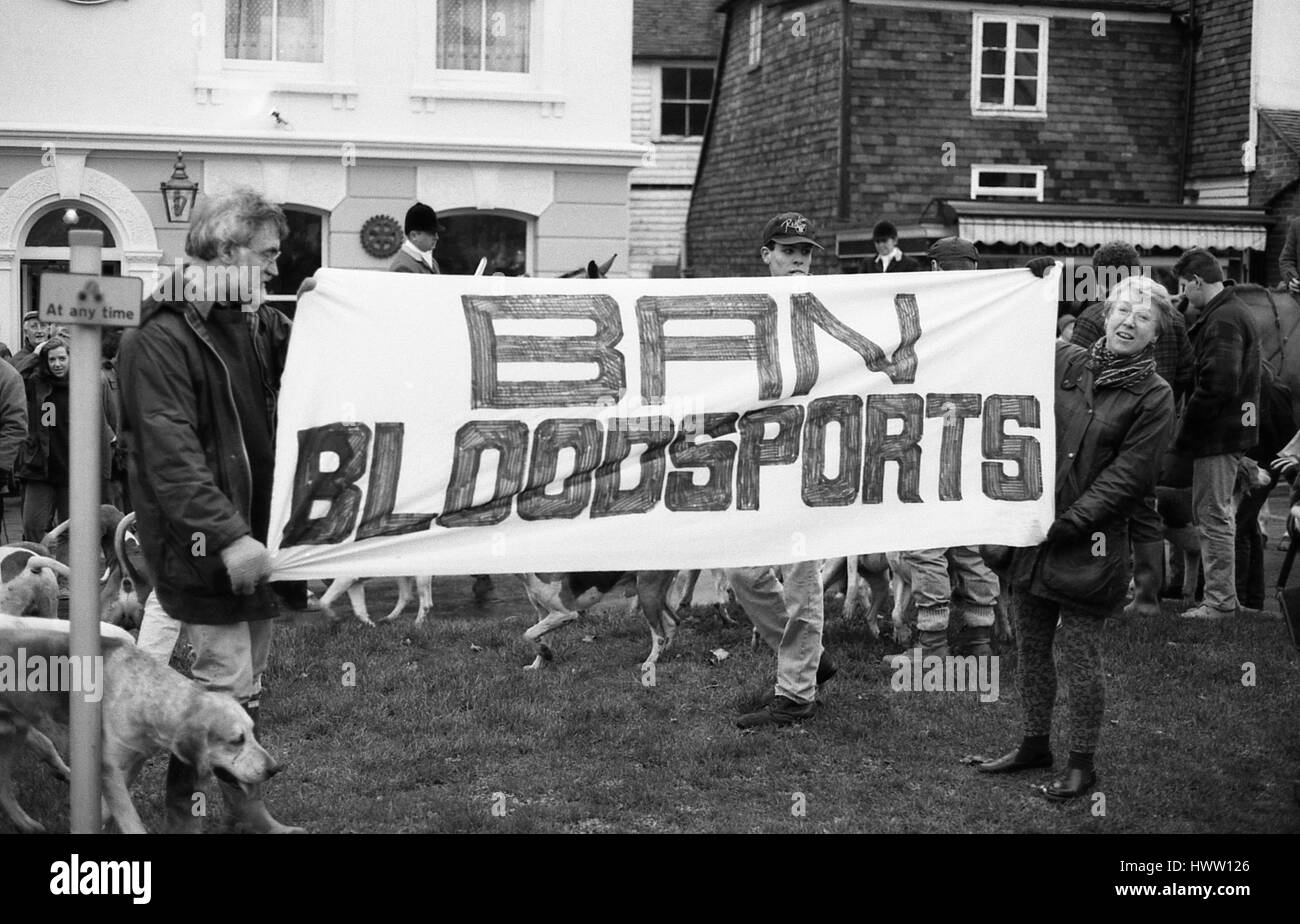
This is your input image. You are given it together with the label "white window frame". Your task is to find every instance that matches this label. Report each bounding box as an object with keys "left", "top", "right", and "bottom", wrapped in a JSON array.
[
  {"left": 432, "top": 0, "right": 538, "bottom": 84},
  {"left": 223, "top": 0, "right": 328, "bottom": 74},
  {"left": 748, "top": 2, "right": 763, "bottom": 69},
  {"left": 970, "top": 12, "right": 1049, "bottom": 119},
  {"left": 970, "top": 164, "right": 1046, "bottom": 201},
  {"left": 652, "top": 63, "right": 714, "bottom": 140}
]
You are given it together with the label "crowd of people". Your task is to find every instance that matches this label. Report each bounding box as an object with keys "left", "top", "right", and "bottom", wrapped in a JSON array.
[{"left": 6, "top": 188, "right": 1296, "bottom": 830}]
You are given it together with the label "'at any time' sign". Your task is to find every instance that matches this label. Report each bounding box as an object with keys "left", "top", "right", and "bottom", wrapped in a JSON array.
[{"left": 39, "top": 272, "right": 143, "bottom": 327}]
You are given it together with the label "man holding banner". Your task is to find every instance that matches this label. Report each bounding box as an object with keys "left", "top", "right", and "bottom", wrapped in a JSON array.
[{"left": 118, "top": 189, "right": 303, "bottom": 833}]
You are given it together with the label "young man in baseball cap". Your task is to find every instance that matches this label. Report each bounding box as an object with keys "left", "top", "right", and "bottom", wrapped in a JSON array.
[
  {"left": 730, "top": 211, "right": 834, "bottom": 729},
  {"left": 758, "top": 211, "right": 822, "bottom": 277}
]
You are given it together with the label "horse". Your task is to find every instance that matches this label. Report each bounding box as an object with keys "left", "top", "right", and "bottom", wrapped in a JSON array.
[{"left": 1236, "top": 283, "right": 1300, "bottom": 425}]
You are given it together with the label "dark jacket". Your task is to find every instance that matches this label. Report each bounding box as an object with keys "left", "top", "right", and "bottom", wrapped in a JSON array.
[
  {"left": 117, "top": 294, "right": 292, "bottom": 625},
  {"left": 15, "top": 367, "right": 112, "bottom": 482},
  {"left": 1175, "top": 282, "right": 1261, "bottom": 457},
  {"left": 0, "top": 359, "right": 26, "bottom": 475},
  {"left": 1011, "top": 342, "right": 1175, "bottom": 614},
  {"left": 1071, "top": 297, "right": 1195, "bottom": 402},
  {"left": 861, "top": 252, "right": 920, "bottom": 274},
  {"left": 389, "top": 249, "right": 440, "bottom": 274}
]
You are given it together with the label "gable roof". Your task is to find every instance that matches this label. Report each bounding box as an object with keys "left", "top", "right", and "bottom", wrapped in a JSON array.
[{"left": 634, "top": 0, "right": 725, "bottom": 60}]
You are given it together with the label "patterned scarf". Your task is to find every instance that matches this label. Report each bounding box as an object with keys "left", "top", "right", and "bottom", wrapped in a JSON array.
[{"left": 1087, "top": 337, "right": 1156, "bottom": 390}]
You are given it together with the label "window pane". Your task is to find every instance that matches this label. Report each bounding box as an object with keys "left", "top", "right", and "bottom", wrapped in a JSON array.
[
  {"left": 1013, "top": 77, "right": 1037, "bottom": 106},
  {"left": 981, "top": 49, "right": 1005, "bottom": 76},
  {"left": 979, "top": 77, "right": 1004, "bottom": 104},
  {"left": 981, "top": 172, "right": 1037, "bottom": 189},
  {"left": 226, "top": 0, "right": 272, "bottom": 60},
  {"left": 25, "top": 209, "right": 116, "bottom": 248},
  {"left": 1014, "top": 50, "right": 1037, "bottom": 78},
  {"left": 266, "top": 209, "right": 323, "bottom": 316},
  {"left": 438, "top": 0, "right": 482, "bottom": 70},
  {"left": 661, "top": 103, "right": 687, "bottom": 136},
  {"left": 982, "top": 21, "right": 1006, "bottom": 48},
  {"left": 663, "top": 67, "right": 688, "bottom": 100},
  {"left": 687, "top": 102, "right": 709, "bottom": 136},
  {"left": 1017, "top": 23, "right": 1040, "bottom": 49},
  {"left": 438, "top": 213, "right": 529, "bottom": 276},
  {"left": 691, "top": 67, "right": 714, "bottom": 99},
  {"left": 485, "top": 0, "right": 529, "bottom": 72},
  {"left": 276, "top": 0, "right": 324, "bottom": 63}
]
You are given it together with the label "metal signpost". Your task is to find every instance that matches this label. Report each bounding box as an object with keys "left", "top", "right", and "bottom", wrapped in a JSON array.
[{"left": 38, "top": 228, "right": 142, "bottom": 833}]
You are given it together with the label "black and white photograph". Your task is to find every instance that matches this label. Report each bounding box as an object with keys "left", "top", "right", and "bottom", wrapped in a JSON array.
[{"left": 0, "top": 0, "right": 1297, "bottom": 899}]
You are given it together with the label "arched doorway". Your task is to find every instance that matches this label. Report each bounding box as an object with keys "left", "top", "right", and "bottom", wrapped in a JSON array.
[
  {"left": 0, "top": 165, "right": 161, "bottom": 349},
  {"left": 18, "top": 206, "right": 124, "bottom": 322},
  {"left": 437, "top": 211, "right": 531, "bottom": 276},
  {"left": 264, "top": 206, "right": 327, "bottom": 317}
]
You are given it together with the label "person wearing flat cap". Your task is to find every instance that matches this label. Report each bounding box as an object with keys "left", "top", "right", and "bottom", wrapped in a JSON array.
[
  {"left": 391, "top": 202, "right": 444, "bottom": 274},
  {"left": 927, "top": 236, "right": 982, "bottom": 271},
  {"left": 862, "top": 220, "right": 920, "bottom": 274}
]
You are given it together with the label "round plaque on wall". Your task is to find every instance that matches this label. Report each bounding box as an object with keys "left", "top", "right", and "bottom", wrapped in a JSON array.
[{"left": 360, "top": 215, "right": 403, "bottom": 259}]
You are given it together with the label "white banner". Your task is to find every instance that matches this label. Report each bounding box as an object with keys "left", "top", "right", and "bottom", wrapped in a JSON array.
[{"left": 267, "top": 267, "right": 1058, "bottom": 578}]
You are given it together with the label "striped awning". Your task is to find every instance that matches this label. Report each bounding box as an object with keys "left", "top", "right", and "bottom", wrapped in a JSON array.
[{"left": 958, "top": 216, "right": 1268, "bottom": 251}]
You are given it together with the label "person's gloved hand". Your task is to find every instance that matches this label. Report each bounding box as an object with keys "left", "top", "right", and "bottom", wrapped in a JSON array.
[
  {"left": 1026, "top": 257, "right": 1057, "bottom": 278},
  {"left": 1046, "top": 518, "right": 1086, "bottom": 545},
  {"left": 219, "top": 535, "right": 272, "bottom": 595},
  {"left": 1271, "top": 454, "right": 1300, "bottom": 477}
]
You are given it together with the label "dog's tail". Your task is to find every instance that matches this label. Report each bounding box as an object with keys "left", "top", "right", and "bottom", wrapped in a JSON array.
[
  {"left": 24, "top": 555, "right": 71, "bottom": 580},
  {"left": 114, "top": 511, "right": 153, "bottom": 592}
]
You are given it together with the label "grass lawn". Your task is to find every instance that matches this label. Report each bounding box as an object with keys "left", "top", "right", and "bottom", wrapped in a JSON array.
[{"left": 12, "top": 572, "right": 1300, "bottom": 834}]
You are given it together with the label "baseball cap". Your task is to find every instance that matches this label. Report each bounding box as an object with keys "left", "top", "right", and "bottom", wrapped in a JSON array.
[
  {"left": 22, "top": 310, "right": 40, "bottom": 322},
  {"left": 760, "top": 212, "right": 823, "bottom": 249},
  {"left": 873, "top": 220, "right": 898, "bottom": 241},
  {"left": 926, "top": 236, "right": 979, "bottom": 263},
  {"left": 404, "top": 202, "right": 446, "bottom": 236}
]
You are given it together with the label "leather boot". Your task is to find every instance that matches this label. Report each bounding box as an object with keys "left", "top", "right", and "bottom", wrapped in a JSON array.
[
  {"left": 218, "top": 778, "right": 305, "bottom": 834},
  {"left": 164, "top": 754, "right": 204, "bottom": 834},
  {"left": 962, "top": 626, "right": 993, "bottom": 658},
  {"left": 1123, "top": 542, "right": 1164, "bottom": 618},
  {"left": 881, "top": 628, "right": 949, "bottom": 666}
]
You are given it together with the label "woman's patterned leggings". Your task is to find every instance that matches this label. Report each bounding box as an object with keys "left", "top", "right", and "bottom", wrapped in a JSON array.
[{"left": 1015, "top": 591, "right": 1106, "bottom": 754}]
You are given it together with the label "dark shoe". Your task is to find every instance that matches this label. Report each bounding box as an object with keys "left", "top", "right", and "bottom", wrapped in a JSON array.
[
  {"left": 1042, "top": 767, "right": 1097, "bottom": 801},
  {"left": 977, "top": 747, "right": 1053, "bottom": 774},
  {"left": 958, "top": 626, "right": 993, "bottom": 658},
  {"left": 815, "top": 653, "right": 837, "bottom": 687},
  {"left": 737, "top": 696, "right": 818, "bottom": 729}
]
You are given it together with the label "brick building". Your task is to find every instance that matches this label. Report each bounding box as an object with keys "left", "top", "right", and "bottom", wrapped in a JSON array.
[{"left": 688, "top": 0, "right": 1296, "bottom": 282}]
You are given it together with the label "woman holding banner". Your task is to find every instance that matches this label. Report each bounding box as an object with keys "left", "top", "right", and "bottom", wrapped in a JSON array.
[{"left": 978, "top": 275, "right": 1176, "bottom": 800}]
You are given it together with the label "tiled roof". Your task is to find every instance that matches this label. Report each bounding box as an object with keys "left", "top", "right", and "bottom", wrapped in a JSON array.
[{"left": 634, "top": 0, "right": 726, "bottom": 59}]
